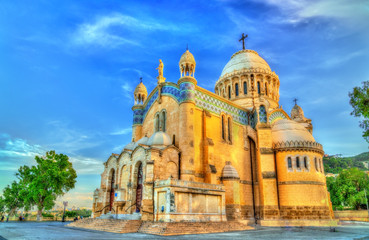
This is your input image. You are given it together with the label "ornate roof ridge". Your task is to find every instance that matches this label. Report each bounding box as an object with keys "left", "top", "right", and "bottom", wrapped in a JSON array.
[{"left": 273, "top": 140, "right": 324, "bottom": 154}]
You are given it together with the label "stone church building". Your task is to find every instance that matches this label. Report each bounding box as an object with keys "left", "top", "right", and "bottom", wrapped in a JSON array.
[{"left": 92, "top": 43, "right": 334, "bottom": 225}]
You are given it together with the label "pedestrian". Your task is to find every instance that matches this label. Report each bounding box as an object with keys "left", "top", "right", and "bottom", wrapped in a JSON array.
[{"left": 1, "top": 216, "right": 4, "bottom": 222}]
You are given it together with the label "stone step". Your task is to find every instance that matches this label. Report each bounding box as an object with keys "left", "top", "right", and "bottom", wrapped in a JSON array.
[{"left": 67, "top": 219, "right": 254, "bottom": 235}]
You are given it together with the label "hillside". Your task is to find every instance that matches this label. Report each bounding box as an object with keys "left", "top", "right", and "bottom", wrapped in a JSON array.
[{"left": 324, "top": 152, "right": 369, "bottom": 174}]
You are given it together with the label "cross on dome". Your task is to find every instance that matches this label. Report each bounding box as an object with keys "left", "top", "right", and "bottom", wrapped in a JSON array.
[{"left": 239, "top": 33, "right": 248, "bottom": 50}]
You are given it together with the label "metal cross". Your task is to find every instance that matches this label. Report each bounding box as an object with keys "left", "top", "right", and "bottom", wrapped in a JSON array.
[
  {"left": 239, "top": 33, "right": 248, "bottom": 50},
  {"left": 140, "top": 77, "right": 142, "bottom": 83},
  {"left": 293, "top": 98, "right": 298, "bottom": 105}
]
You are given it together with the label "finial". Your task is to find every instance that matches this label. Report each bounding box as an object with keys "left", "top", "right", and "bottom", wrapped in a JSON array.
[
  {"left": 239, "top": 33, "right": 248, "bottom": 50},
  {"left": 293, "top": 98, "right": 298, "bottom": 105},
  {"left": 186, "top": 44, "right": 188, "bottom": 51},
  {"left": 140, "top": 77, "right": 143, "bottom": 83}
]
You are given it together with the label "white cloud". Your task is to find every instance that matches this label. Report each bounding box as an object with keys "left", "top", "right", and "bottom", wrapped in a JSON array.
[
  {"left": 0, "top": 134, "right": 45, "bottom": 159},
  {"left": 69, "top": 155, "right": 104, "bottom": 174},
  {"left": 72, "top": 13, "right": 181, "bottom": 48},
  {"left": 46, "top": 120, "right": 102, "bottom": 153},
  {"left": 110, "top": 127, "right": 131, "bottom": 136},
  {"left": 320, "top": 50, "right": 364, "bottom": 68},
  {"left": 256, "top": 0, "right": 369, "bottom": 27}
]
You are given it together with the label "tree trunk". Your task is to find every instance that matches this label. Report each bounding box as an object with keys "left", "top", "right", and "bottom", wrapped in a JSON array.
[{"left": 37, "top": 209, "right": 42, "bottom": 221}]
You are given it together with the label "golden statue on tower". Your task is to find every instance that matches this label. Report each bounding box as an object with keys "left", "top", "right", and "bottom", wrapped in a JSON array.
[{"left": 156, "top": 59, "right": 166, "bottom": 84}]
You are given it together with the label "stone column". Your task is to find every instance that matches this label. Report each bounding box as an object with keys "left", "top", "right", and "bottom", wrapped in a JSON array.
[
  {"left": 256, "top": 123, "right": 280, "bottom": 220},
  {"left": 132, "top": 106, "right": 144, "bottom": 141},
  {"left": 178, "top": 76, "right": 197, "bottom": 181},
  {"left": 142, "top": 161, "right": 154, "bottom": 221}
]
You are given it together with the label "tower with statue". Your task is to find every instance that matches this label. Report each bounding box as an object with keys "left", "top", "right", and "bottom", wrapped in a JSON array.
[{"left": 92, "top": 35, "right": 335, "bottom": 226}]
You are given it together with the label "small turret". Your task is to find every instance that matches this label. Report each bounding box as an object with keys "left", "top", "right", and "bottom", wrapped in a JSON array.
[
  {"left": 134, "top": 80, "right": 148, "bottom": 105},
  {"left": 179, "top": 49, "right": 196, "bottom": 78}
]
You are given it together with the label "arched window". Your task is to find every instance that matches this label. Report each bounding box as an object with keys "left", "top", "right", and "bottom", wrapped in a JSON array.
[
  {"left": 155, "top": 114, "right": 160, "bottom": 132},
  {"left": 161, "top": 111, "right": 166, "bottom": 132},
  {"left": 320, "top": 158, "right": 323, "bottom": 172},
  {"left": 296, "top": 156, "right": 300, "bottom": 168},
  {"left": 228, "top": 86, "right": 231, "bottom": 99},
  {"left": 243, "top": 81, "right": 247, "bottom": 94},
  {"left": 314, "top": 158, "right": 318, "bottom": 171},
  {"left": 304, "top": 157, "right": 308, "bottom": 169},
  {"left": 235, "top": 83, "right": 239, "bottom": 97},
  {"left": 221, "top": 115, "right": 225, "bottom": 140},
  {"left": 265, "top": 83, "right": 268, "bottom": 96},
  {"left": 287, "top": 157, "right": 292, "bottom": 169},
  {"left": 228, "top": 117, "right": 232, "bottom": 142},
  {"left": 257, "top": 82, "right": 261, "bottom": 94}
]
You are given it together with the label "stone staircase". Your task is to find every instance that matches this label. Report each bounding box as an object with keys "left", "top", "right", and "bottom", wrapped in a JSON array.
[
  {"left": 138, "top": 221, "right": 254, "bottom": 236},
  {"left": 68, "top": 219, "right": 253, "bottom": 235},
  {"left": 68, "top": 218, "right": 142, "bottom": 233}
]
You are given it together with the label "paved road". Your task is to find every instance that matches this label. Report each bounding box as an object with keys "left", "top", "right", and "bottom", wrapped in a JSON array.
[{"left": 0, "top": 221, "right": 368, "bottom": 240}]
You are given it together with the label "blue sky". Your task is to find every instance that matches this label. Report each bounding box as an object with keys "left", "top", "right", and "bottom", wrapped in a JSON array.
[{"left": 1, "top": 0, "right": 369, "bottom": 208}]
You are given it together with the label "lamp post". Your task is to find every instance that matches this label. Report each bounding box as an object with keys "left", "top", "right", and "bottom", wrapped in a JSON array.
[{"left": 62, "top": 201, "right": 68, "bottom": 222}]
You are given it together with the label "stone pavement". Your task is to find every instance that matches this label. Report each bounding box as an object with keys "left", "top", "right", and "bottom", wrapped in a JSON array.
[{"left": 0, "top": 221, "right": 369, "bottom": 239}]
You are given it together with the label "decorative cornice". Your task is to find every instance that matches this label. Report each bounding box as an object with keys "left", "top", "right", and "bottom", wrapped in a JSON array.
[
  {"left": 273, "top": 141, "right": 324, "bottom": 154},
  {"left": 278, "top": 181, "right": 325, "bottom": 186},
  {"left": 216, "top": 68, "right": 279, "bottom": 85},
  {"left": 178, "top": 76, "right": 197, "bottom": 85}
]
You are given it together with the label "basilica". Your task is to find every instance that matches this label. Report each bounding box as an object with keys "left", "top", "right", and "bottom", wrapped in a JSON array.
[{"left": 92, "top": 40, "right": 334, "bottom": 225}]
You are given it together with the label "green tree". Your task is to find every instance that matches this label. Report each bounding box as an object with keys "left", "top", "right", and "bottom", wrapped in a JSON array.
[
  {"left": 2, "top": 181, "right": 24, "bottom": 217},
  {"left": 17, "top": 151, "right": 77, "bottom": 221},
  {"left": 0, "top": 196, "right": 5, "bottom": 217},
  {"left": 349, "top": 81, "right": 369, "bottom": 143},
  {"left": 328, "top": 168, "right": 369, "bottom": 210}
]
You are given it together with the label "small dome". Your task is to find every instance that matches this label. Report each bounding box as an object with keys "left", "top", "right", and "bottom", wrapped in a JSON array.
[
  {"left": 222, "top": 161, "right": 240, "bottom": 179},
  {"left": 179, "top": 49, "right": 196, "bottom": 77},
  {"left": 123, "top": 141, "right": 135, "bottom": 151},
  {"left": 272, "top": 119, "right": 315, "bottom": 143},
  {"left": 134, "top": 82, "right": 148, "bottom": 105},
  {"left": 179, "top": 50, "right": 196, "bottom": 66},
  {"left": 135, "top": 135, "right": 149, "bottom": 147},
  {"left": 147, "top": 131, "right": 171, "bottom": 147},
  {"left": 220, "top": 50, "right": 271, "bottom": 79},
  {"left": 134, "top": 82, "right": 147, "bottom": 95},
  {"left": 291, "top": 104, "right": 305, "bottom": 120}
]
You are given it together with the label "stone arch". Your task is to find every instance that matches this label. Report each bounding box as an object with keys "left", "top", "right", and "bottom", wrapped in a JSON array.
[
  {"left": 154, "top": 112, "right": 160, "bottom": 132},
  {"left": 160, "top": 109, "right": 167, "bottom": 132},
  {"left": 227, "top": 116, "right": 232, "bottom": 143},
  {"left": 120, "top": 165, "right": 130, "bottom": 200},
  {"left": 131, "top": 161, "right": 145, "bottom": 213},
  {"left": 107, "top": 168, "right": 116, "bottom": 211},
  {"left": 220, "top": 112, "right": 226, "bottom": 141},
  {"left": 166, "top": 161, "right": 178, "bottom": 179}
]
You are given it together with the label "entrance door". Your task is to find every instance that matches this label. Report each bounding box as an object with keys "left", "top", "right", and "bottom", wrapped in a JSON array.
[
  {"left": 109, "top": 170, "right": 115, "bottom": 211},
  {"left": 135, "top": 163, "right": 143, "bottom": 212}
]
